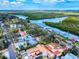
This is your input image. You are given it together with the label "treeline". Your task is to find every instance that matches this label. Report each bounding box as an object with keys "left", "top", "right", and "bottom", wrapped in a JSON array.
[{"left": 15, "top": 12, "right": 65, "bottom": 20}]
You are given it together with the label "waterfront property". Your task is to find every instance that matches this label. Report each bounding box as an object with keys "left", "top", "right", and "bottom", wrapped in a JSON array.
[
  {"left": 23, "top": 43, "right": 67, "bottom": 59},
  {"left": 14, "top": 15, "right": 79, "bottom": 41},
  {"left": 0, "top": 13, "right": 79, "bottom": 59}
]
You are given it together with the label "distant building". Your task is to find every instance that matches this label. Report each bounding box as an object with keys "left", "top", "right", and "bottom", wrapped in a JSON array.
[
  {"left": 10, "top": 24, "right": 17, "bottom": 28},
  {"left": 10, "top": 24, "right": 22, "bottom": 28}
]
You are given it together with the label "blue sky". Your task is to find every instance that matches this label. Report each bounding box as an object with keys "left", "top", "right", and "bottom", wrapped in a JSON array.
[{"left": 0, "top": 0, "right": 79, "bottom": 10}]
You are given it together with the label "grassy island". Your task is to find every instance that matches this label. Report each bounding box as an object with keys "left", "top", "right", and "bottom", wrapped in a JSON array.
[{"left": 44, "top": 17, "right": 79, "bottom": 36}]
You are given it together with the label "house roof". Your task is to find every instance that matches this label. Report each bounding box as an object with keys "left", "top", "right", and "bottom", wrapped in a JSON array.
[
  {"left": 26, "top": 46, "right": 40, "bottom": 55},
  {"left": 27, "top": 43, "right": 66, "bottom": 57},
  {"left": 20, "top": 31, "right": 26, "bottom": 36}
]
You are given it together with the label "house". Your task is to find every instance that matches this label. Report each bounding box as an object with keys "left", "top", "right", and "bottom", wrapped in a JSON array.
[
  {"left": 26, "top": 45, "right": 41, "bottom": 56},
  {"left": 18, "top": 28, "right": 27, "bottom": 37},
  {"left": 19, "top": 31, "right": 27, "bottom": 37},
  {"left": 10, "top": 24, "right": 17, "bottom": 28},
  {"left": 10, "top": 24, "right": 22, "bottom": 28},
  {"left": 43, "top": 43, "right": 66, "bottom": 57},
  {"left": 14, "top": 42, "right": 27, "bottom": 50},
  {"left": 26, "top": 43, "right": 66, "bottom": 59}
]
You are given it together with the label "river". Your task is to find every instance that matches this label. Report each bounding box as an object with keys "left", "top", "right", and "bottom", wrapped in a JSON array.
[{"left": 15, "top": 15, "right": 79, "bottom": 41}]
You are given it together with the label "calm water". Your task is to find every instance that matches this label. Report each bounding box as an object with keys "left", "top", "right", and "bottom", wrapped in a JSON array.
[{"left": 14, "top": 15, "right": 28, "bottom": 20}]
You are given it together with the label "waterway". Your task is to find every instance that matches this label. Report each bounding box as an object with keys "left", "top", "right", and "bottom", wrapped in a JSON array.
[{"left": 15, "top": 15, "right": 79, "bottom": 41}]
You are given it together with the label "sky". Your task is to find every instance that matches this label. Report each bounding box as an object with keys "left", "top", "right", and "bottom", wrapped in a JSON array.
[{"left": 0, "top": 0, "right": 79, "bottom": 10}]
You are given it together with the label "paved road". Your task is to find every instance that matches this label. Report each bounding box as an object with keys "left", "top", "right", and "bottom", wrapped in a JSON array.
[
  {"left": 3, "top": 35, "right": 16, "bottom": 59},
  {"left": 8, "top": 45, "right": 16, "bottom": 59}
]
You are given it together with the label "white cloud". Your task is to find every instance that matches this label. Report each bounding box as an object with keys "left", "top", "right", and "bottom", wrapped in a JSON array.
[
  {"left": 33, "top": 0, "right": 65, "bottom": 3},
  {"left": 0, "top": 0, "right": 24, "bottom": 6},
  {"left": 10, "top": 1, "right": 17, "bottom": 5},
  {"left": 9, "top": 0, "right": 26, "bottom": 6},
  {"left": 16, "top": 0, "right": 26, "bottom": 2}
]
